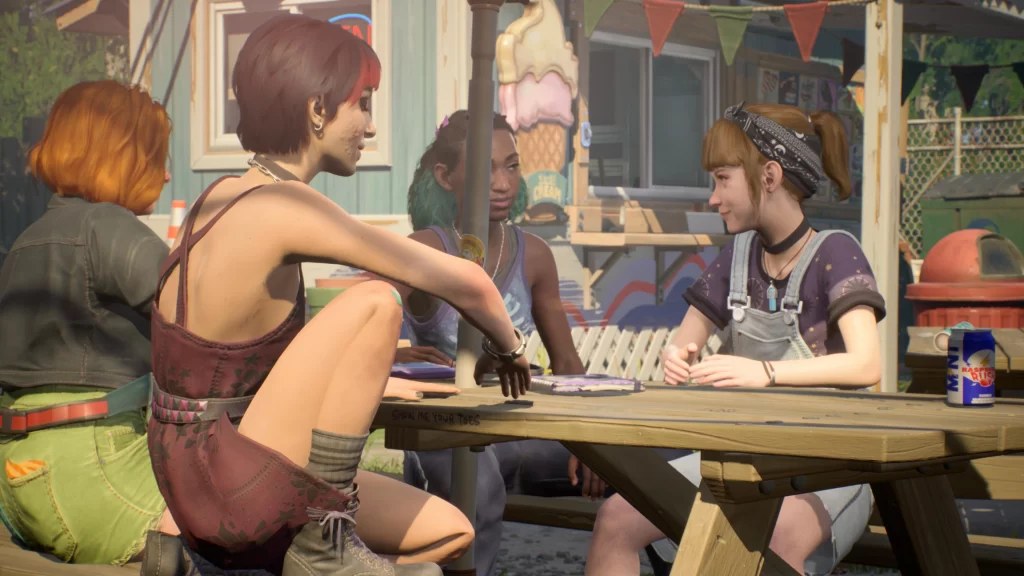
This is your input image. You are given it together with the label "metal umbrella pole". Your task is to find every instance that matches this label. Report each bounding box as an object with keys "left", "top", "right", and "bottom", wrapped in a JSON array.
[{"left": 449, "top": 1, "right": 507, "bottom": 574}]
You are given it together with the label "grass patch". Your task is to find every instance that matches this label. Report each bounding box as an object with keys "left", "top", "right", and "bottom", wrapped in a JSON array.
[{"left": 359, "top": 428, "right": 403, "bottom": 475}]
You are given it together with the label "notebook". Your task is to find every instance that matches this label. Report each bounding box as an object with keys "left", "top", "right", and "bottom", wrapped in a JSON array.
[
  {"left": 529, "top": 374, "right": 645, "bottom": 395},
  {"left": 390, "top": 362, "right": 456, "bottom": 379}
]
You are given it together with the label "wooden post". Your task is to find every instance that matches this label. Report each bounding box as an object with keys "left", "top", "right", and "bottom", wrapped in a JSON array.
[
  {"left": 567, "top": 0, "right": 590, "bottom": 230},
  {"left": 860, "top": 0, "right": 903, "bottom": 394},
  {"left": 953, "top": 107, "right": 962, "bottom": 176}
]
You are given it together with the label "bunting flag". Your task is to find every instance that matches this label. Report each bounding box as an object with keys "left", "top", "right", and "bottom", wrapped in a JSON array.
[
  {"left": 584, "top": 0, "right": 616, "bottom": 38},
  {"left": 950, "top": 65, "right": 990, "bottom": 113},
  {"left": 1015, "top": 63, "right": 1024, "bottom": 94},
  {"left": 901, "top": 59, "right": 928, "bottom": 105},
  {"left": 708, "top": 5, "right": 752, "bottom": 67},
  {"left": 643, "top": 0, "right": 685, "bottom": 58},
  {"left": 784, "top": 1, "right": 828, "bottom": 63},
  {"left": 841, "top": 38, "right": 864, "bottom": 86}
]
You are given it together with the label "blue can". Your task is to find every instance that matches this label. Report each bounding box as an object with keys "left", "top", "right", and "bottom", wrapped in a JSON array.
[{"left": 946, "top": 328, "right": 996, "bottom": 407}]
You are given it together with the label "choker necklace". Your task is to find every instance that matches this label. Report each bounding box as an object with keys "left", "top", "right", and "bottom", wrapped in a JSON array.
[
  {"left": 248, "top": 154, "right": 301, "bottom": 183},
  {"left": 762, "top": 217, "right": 811, "bottom": 255}
]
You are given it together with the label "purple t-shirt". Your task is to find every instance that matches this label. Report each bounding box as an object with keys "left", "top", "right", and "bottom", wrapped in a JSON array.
[{"left": 684, "top": 232, "right": 886, "bottom": 357}]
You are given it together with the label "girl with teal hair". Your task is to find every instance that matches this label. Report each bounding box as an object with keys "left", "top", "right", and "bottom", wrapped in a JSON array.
[{"left": 388, "top": 110, "right": 606, "bottom": 576}]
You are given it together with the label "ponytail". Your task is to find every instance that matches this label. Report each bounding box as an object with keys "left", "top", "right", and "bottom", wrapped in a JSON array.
[{"left": 810, "top": 112, "right": 852, "bottom": 201}]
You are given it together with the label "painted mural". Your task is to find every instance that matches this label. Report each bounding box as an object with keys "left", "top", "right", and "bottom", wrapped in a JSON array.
[{"left": 496, "top": 0, "right": 577, "bottom": 223}]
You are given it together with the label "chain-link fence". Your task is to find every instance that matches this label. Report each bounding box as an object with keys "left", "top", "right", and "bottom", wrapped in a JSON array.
[{"left": 903, "top": 111, "right": 1024, "bottom": 257}]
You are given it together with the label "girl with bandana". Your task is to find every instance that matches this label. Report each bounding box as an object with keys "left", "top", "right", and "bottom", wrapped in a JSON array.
[{"left": 585, "top": 103, "right": 885, "bottom": 576}]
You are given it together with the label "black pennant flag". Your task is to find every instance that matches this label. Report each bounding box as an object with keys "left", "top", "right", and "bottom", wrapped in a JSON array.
[
  {"left": 841, "top": 38, "right": 863, "bottom": 86},
  {"left": 950, "top": 65, "right": 990, "bottom": 113},
  {"left": 902, "top": 60, "right": 928, "bottom": 104}
]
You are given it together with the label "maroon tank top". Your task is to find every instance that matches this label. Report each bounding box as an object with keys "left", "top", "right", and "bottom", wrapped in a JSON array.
[
  {"left": 147, "top": 177, "right": 347, "bottom": 572},
  {"left": 150, "top": 176, "right": 304, "bottom": 399}
]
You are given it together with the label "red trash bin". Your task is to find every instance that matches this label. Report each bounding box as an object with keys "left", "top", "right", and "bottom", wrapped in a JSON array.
[{"left": 905, "top": 229, "right": 1024, "bottom": 328}]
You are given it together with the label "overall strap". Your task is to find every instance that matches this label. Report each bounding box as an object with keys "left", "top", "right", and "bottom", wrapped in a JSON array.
[
  {"left": 173, "top": 183, "right": 267, "bottom": 326},
  {"left": 780, "top": 229, "right": 859, "bottom": 314},
  {"left": 728, "top": 232, "right": 757, "bottom": 310}
]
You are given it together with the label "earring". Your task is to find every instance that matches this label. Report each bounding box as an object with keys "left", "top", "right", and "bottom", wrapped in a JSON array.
[{"left": 312, "top": 119, "right": 324, "bottom": 136}]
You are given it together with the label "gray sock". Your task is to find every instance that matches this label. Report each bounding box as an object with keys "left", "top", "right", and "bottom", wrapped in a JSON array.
[{"left": 306, "top": 429, "right": 368, "bottom": 495}]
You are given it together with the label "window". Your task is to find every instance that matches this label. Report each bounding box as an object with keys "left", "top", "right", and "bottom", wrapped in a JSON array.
[
  {"left": 191, "top": 0, "right": 392, "bottom": 170},
  {"left": 587, "top": 32, "right": 716, "bottom": 198}
]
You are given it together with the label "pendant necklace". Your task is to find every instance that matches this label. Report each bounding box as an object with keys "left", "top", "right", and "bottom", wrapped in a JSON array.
[
  {"left": 248, "top": 154, "right": 301, "bottom": 182},
  {"left": 762, "top": 231, "right": 811, "bottom": 312},
  {"left": 452, "top": 222, "right": 505, "bottom": 280}
]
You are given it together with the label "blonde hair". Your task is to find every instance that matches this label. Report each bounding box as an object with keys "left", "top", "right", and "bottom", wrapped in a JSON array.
[
  {"left": 28, "top": 80, "right": 171, "bottom": 213},
  {"left": 701, "top": 103, "right": 851, "bottom": 204}
]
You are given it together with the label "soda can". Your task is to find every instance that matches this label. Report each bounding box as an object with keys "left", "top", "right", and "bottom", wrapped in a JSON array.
[{"left": 946, "top": 327, "right": 996, "bottom": 407}]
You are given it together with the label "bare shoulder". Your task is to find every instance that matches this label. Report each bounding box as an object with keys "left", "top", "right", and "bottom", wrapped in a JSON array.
[
  {"left": 522, "top": 230, "right": 555, "bottom": 258},
  {"left": 409, "top": 228, "right": 445, "bottom": 251}
]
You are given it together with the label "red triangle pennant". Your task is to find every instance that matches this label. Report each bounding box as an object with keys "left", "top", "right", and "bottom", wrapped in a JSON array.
[
  {"left": 784, "top": 1, "right": 828, "bottom": 63},
  {"left": 643, "top": 0, "right": 685, "bottom": 58}
]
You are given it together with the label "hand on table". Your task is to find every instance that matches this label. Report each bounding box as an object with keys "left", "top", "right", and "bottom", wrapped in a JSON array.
[
  {"left": 688, "top": 355, "right": 771, "bottom": 388},
  {"left": 395, "top": 346, "right": 454, "bottom": 366},
  {"left": 662, "top": 343, "right": 699, "bottom": 385},
  {"left": 474, "top": 354, "right": 531, "bottom": 399},
  {"left": 383, "top": 377, "right": 460, "bottom": 401},
  {"left": 567, "top": 455, "right": 608, "bottom": 501}
]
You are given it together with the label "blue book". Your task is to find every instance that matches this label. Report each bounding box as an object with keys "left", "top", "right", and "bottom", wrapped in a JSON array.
[{"left": 390, "top": 362, "right": 456, "bottom": 379}]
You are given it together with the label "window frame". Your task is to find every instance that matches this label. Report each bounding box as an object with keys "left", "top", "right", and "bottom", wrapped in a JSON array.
[
  {"left": 190, "top": 0, "right": 392, "bottom": 170},
  {"left": 588, "top": 31, "right": 718, "bottom": 200}
]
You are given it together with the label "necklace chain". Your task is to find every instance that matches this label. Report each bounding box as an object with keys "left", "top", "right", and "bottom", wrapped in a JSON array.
[
  {"left": 763, "top": 230, "right": 812, "bottom": 283},
  {"left": 248, "top": 157, "right": 281, "bottom": 183},
  {"left": 453, "top": 223, "right": 505, "bottom": 281}
]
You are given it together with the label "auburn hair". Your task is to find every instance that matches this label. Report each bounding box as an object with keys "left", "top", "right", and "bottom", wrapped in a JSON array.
[
  {"left": 701, "top": 103, "right": 851, "bottom": 204},
  {"left": 28, "top": 80, "right": 170, "bottom": 213},
  {"left": 233, "top": 14, "right": 381, "bottom": 155}
]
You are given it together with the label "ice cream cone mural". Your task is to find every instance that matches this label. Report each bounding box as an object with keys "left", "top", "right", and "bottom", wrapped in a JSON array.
[{"left": 497, "top": 0, "right": 578, "bottom": 223}]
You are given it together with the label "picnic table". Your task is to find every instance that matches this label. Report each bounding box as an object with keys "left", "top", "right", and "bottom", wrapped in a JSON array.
[
  {"left": 376, "top": 383, "right": 1024, "bottom": 576},
  {"left": 905, "top": 326, "right": 1024, "bottom": 396}
]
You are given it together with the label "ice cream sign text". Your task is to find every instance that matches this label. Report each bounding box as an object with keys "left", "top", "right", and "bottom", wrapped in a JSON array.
[{"left": 329, "top": 13, "right": 372, "bottom": 45}]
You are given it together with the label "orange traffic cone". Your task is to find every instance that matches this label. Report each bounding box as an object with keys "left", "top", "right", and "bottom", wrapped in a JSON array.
[{"left": 166, "top": 200, "right": 187, "bottom": 246}]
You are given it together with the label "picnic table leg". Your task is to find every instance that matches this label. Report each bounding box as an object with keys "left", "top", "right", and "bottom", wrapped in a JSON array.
[
  {"left": 671, "top": 481, "right": 789, "bottom": 576},
  {"left": 870, "top": 475, "right": 981, "bottom": 576},
  {"left": 563, "top": 443, "right": 799, "bottom": 576}
]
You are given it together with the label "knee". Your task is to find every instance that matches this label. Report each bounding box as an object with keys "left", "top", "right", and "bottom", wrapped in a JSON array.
[
  {"left": 770, "top": 495, "right": 830, "bottom": 563},
  {"left": 593, "top": 495, "right": 641, "bottom": 545},
  {"left": 331, "top": 280, "right": 403, "bottom": 323},
  {"left": 436, "top": 514, "right": 476, "bottom": 564}
]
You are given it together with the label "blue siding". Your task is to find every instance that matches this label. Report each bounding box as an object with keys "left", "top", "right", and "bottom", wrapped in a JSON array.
[{"left": 150, "top": 0, "right": 437, "bottom": 216}]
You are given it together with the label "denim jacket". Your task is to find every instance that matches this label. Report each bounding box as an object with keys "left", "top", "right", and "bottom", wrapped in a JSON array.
[{"left": 0, "top": 195, "right": 170, "bottom": 390}]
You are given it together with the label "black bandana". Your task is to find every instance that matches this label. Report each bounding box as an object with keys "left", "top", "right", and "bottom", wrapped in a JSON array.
[{"left": 724, "top": 102, "right": 826, "bottom": 199}]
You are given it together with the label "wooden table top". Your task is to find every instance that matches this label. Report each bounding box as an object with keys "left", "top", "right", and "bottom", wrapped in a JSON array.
[
  {"left": 906, "top": 327, "right": 1024, "bottom": 372},
  {"left": 375, "top": 384, "right": 1024, "bottom": 465}
]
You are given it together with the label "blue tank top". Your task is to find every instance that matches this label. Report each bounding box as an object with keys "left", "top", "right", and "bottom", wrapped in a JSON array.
[{"left": 404, "top": 225, "right": 536, "bottom": 360}]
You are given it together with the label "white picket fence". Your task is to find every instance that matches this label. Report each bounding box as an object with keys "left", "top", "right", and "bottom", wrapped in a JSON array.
[{"left": 525, "top": 326, "right": 723, "bottom": 382}]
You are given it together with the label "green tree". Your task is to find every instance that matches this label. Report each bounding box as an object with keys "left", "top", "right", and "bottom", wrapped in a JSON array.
[
  {"left": 905, "top": 35, "right": 1024, "bottom": 119},
  {"left": 0, "top": 6, "right": 125, "bottom": 139}
]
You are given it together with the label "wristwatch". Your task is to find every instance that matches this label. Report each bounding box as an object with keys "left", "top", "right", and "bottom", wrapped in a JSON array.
[{"left": 482, "top": 327, "right": 527, "bottom": 363}]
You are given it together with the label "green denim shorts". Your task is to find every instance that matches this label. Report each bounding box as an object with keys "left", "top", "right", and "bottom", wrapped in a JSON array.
[{"left": 0, "top": 386, "right": 166, "bottom": 565}]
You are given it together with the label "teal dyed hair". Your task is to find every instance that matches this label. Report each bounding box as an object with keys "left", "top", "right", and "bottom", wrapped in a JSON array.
[{"left": 408, "top": 109, "right": 527, "bottom": 231}]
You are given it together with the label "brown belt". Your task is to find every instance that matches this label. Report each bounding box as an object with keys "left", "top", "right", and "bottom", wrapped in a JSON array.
[{"left": 150, "top": 378, "right": 253, "bottom": 424}]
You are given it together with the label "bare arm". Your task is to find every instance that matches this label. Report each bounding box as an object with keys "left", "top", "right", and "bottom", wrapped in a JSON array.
[
  {"left": 525, "top": 234, "right": 584, "bottom": 375},
  {"left": 670, "top": 306, "right": 717, "bottom": 353},
  {"left": 257, "top": 183, "right": 518, "bottom": 352},
  {"left": 770, "top": 306, "right": 881, "bottom": 389}
]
